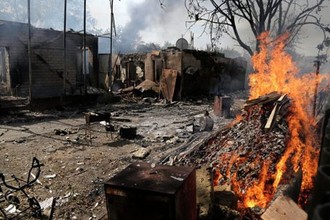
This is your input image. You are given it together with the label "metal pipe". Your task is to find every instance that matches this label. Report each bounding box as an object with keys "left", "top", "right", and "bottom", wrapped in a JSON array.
[
  {"left": 83, "top": 0, "right": 87, "bottom": 94},
  {"left": 63, "top": 0, "right": 67, "bottom": 96},
  {"left": 108, "top": 0, "right": 114, "bottom": 91},
  {"left": 48, "top": 197, "right": 57, "bottom": 220},
  {"left": 27, "top": 0, "right": 32, "bottom": 102},
  {"left": 313, "top": 60, "right": 320, "bottom": 117}
]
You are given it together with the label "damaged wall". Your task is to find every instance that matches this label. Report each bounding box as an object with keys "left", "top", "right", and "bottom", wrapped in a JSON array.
[
  {"left": 143, "top": 48, "right": 247, "bottom": 100},
  {"left": 98, "top": 54, "right": 122, "bottom": 90},
  {"left": 144, "top": 50, "right": 159, "bottom": 81},
  {"left": 99, "top": 53, "right": 147, "bottom": 91},
  {"left": 181, "top": 50, "right": 246, "bottom": 97},
  {"left": 98, "top": 47, "right": 246, "bottom": 100},
  {"left": 0, "top": 20, "right": 98, "bottom": 98}
]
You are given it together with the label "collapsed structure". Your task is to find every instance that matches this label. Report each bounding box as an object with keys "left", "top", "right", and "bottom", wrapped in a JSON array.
[{"left": 104, "top": 49, "right": 247, "bottom": 101}]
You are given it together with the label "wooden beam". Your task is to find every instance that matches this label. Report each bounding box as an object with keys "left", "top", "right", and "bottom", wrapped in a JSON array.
[{"left": 261, "top": 194, "right": 307, "bottom": 220}]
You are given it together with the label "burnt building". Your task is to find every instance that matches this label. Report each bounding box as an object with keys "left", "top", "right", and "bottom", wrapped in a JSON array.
[
  {"left": 0, "top": 20, "right": 98, "bottom": 99},
  {"left": 113, "top": 48, "right": 247, "bottom": 100}
]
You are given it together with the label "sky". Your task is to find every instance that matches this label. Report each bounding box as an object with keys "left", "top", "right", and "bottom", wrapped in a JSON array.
[
  {"left": 87, "top": 0, "right": 329, "bottom": 56},
  {"left": 0, "top": 0, "right": 327, "bottom": 56},
  {"left": 88, "top": 0, "right": 237, "bottom": 51}
]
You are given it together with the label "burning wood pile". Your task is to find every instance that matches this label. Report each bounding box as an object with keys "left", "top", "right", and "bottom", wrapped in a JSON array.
[
  {"left": 173, "top": 92, "right": 297, "bottom": 212},
  {"left": 171, "top": 32, "right": 330, "bottom": 218}
]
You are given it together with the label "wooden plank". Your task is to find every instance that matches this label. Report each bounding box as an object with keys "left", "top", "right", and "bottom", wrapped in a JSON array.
[
  {"left": 261, "top": 194, "right": 307, "bottom": 220},
  {"left": 244, "top": 92, "right": 281, "bottom": 109},
  {"left": 264, "top": 94, "right": 288, "bottom": 132},
  {"left": 265, "top": 103, "right": 278, "bottom": 131}
]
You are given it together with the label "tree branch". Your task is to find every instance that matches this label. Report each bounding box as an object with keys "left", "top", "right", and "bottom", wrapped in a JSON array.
[{"left": 183, "top": 0, "right": 328, "bottom": 56}]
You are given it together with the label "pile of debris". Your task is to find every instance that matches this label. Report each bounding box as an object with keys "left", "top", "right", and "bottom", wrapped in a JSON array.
[
  {"left": 172, "top": 92, "right": 295, "bottom": 215},
  {"left": 174, "top": 92, "right": 290, "bottom": 165}
]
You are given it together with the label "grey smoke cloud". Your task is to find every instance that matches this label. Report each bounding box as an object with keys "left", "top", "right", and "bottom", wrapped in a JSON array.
[{"left": 114, "top": 0, "right": 187, "bottom": 53}]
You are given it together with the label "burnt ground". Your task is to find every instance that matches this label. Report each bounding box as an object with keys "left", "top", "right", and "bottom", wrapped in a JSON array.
[{"left": 0, "top": 94, "right": 246, "bottom": 220}]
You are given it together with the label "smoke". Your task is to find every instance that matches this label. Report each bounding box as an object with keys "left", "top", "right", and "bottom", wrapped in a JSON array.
[{"left": 114, "top": 0, "right": 185, "bottom": 53}]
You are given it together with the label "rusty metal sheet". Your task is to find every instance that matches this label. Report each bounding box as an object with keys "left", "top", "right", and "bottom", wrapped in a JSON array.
[
  {"left": 160, "top": 69, "right": 177, "bottom": 102},
  {"left": 213, "top": 96, "right": 222, "bottom": 117}
]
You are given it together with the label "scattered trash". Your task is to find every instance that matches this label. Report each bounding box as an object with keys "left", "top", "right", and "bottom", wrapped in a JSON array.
[
  {"left": 54, "top": 129, "right": 68, "bottom": 136},
  {"left": 199, "top": 111, "right": 214, "bottom": 131},
  {"left": 13, "top": 138, "right": 26, "bottom": 144},
  {"left": 30, "top": 173, "right": 42, "bottom": 185},
  {"left": 39, "top": 197, "right": 55, "bottom": 212},
  {"left": 132, "top": 148, "right": 150, "bottom": 159},
  {"left": 119, "top": 126, "right": 137, "bottom": 139},
  {"left": 4, "top": 204, "right": 19, "bottom": 214},
  {"left": 91, "top": 202, "right": 99, "bottom": 210},
  {"left": 43, "top": 145, "right": 57, "bottom": 154},
  {"left": 76, "top": 167, "right": 84, "bottom": 172},
  {"left": 39, "top": 196, "right": 51, "bottom": 207},
  {"left": 44, "top": 174, "right": 57, "bottom": 179}
]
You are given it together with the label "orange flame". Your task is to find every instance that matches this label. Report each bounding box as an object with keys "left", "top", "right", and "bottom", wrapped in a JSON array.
[
  {"left": 247, "top": 32, "right": 328, "bottom": 207},
  {"left": 213, "top": 32, "right": 329, "bottom": 210},
  {"left": 243, "top": 161, "right": 271, "bottom": 208}
]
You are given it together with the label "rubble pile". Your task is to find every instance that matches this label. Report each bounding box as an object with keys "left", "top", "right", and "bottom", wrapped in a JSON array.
[{"left": 173, "top": 92, "right": 294, "bottom": 209}]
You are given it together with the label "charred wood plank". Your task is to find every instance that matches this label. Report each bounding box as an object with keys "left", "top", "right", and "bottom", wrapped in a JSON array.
[
  {"left": 265, "top": 94, "right": 289, "bottom": 132},
  {"left": 244, "top": 92, "right": 282, "bottom": 109}
]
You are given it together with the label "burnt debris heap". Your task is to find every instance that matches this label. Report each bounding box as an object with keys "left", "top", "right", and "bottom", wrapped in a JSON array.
[{"left": 172, "top": 92, "right": 298, "bottom": 216}]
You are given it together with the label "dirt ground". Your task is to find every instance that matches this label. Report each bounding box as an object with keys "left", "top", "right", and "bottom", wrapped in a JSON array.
[{"left": 0, "top": 95, "right": 246, "bottom": 220}]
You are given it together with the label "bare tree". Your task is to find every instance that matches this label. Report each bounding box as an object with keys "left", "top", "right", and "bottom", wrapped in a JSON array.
[{"left": 185, "top": 0, "right": 329, "bottom": 55}]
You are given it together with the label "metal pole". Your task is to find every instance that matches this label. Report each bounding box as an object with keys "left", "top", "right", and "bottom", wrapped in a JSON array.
[
  {"left": 83, "top": 0, "right": 87, "bottom": 94},
  {"left": 313, "top": 60, "right": 320, "bottom": 117},
  {"left": 63, "top": 0, "right": 67, "bottom": 96},
  {"left": 27, "top": 0, "right": 32, "bottom": 102},
  {"left": 108, "top": 0, "right": 114, "bottom": 91}
]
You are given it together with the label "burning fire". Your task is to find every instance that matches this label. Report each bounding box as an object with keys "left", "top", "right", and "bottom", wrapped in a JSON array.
[
  {"left": 249, "top": 32, "right": 326, "bottom": 207},
  {"left": 216, "top": 32, "right": 329, "bottom": 210}
]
